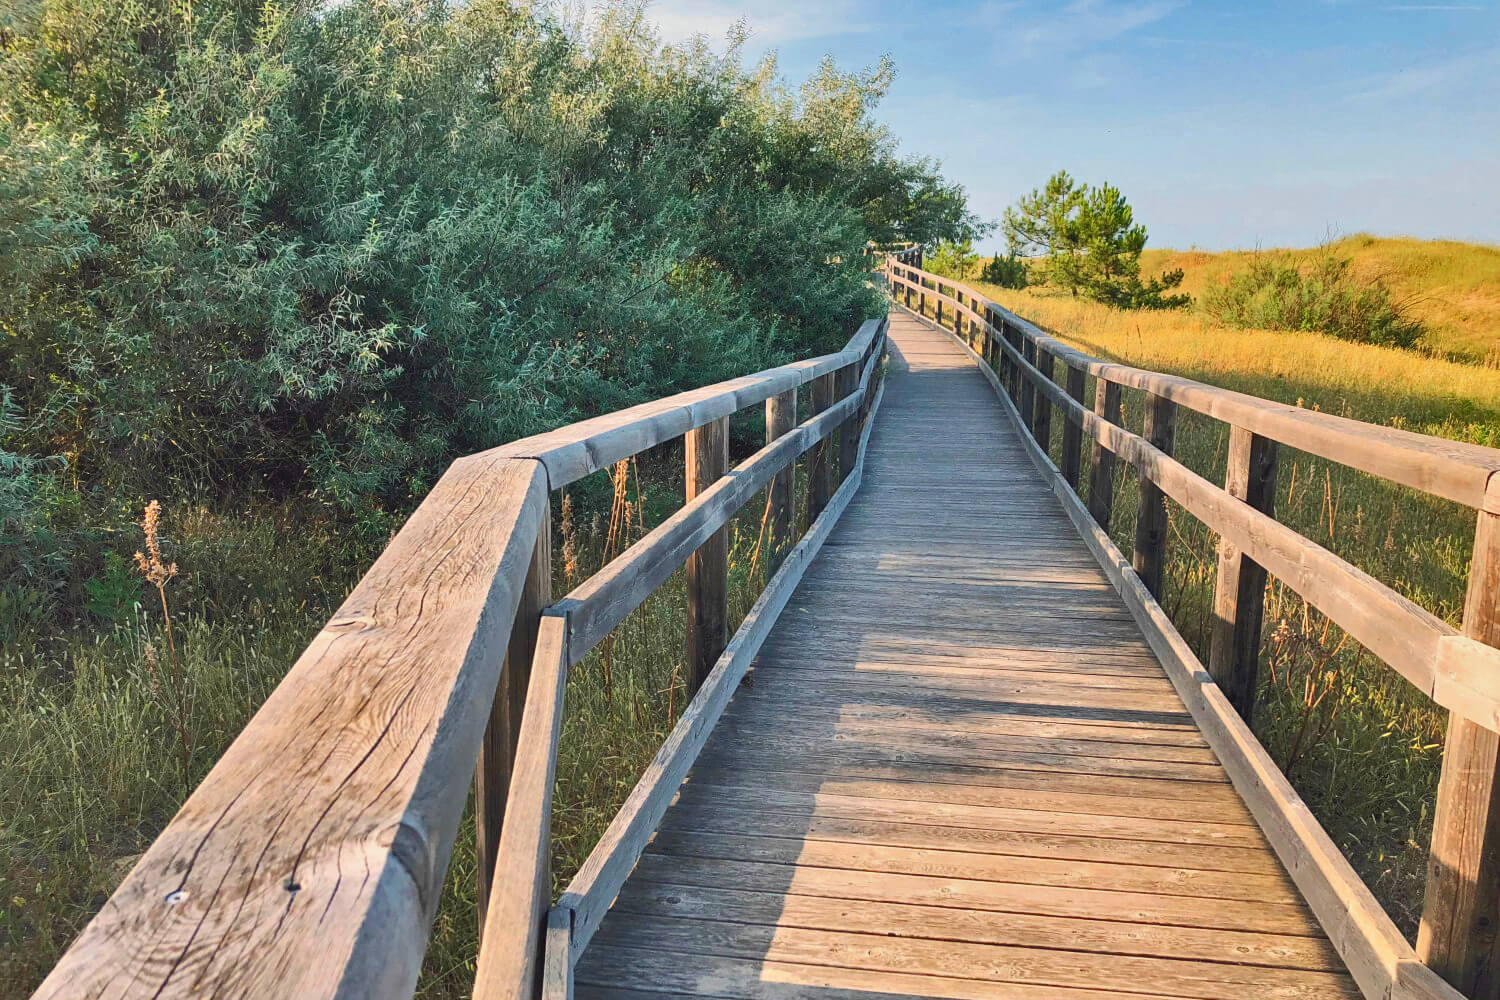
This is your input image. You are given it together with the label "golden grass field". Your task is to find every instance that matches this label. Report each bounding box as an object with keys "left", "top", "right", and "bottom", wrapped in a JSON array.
[{"left": 1142, "top": 234, "right": 1500, "bottom": 364}]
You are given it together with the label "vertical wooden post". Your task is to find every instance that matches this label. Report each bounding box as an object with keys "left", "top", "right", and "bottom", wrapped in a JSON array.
[
  {"left": 1061, "top": 363, "right": 1086, "bottom": 489},
  {"left": 1007, "top": 326, "right": 1023, "bottom": 403},
  {"left": 1089, "top": 378, "right": 1123, "bottom": 529},
  {"left": 807, "top": 372, "right": 835, "bottom": 521},
  {"left": 836, "top": 362, "right": 859, "bottom": 484},
  {"left": 685, "top": 417, "right": 729, "bottom": 694},
  {"left": 1420, "top": 504, "right": 1500, "bottom": 999},
  {"left": 1133, "top": 393, "right": 1176, "bottom": 599},
  {"left": 766, "top": 389, "right": 797, "bottom": 570},
  {"left": 475, "top": 497, "right": 551, "bottom": 937},
  {"left": 1020, "top": 338, "right": 1037, "bottom": 433},
  {"left": 1207, "top": 426, "right": 1279, "bottom": 722},
  {"left": 935, "top": 291, "right": 943, "bottom": 328},
  {"left": 919, "top": 278, "right": 926, "bottom": 318},
  {"left": 1033, "top": 348, "right": 1054, "bottom": 452}
]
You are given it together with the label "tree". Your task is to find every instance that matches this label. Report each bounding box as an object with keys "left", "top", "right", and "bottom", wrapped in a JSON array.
[
  {"left": 981, "top": 251, "right": 1027, "bottom": 289},
  {"left": 928, "top": 239, "right": 981, "bottom": 281},
  {"left": 1002, "top": 171, "right": 1187, "bottom": 309}
]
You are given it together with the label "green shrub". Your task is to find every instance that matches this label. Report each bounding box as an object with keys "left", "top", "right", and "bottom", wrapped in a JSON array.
[
  {"left": 1204, "top": 252, "right": 1424, "bottom": 348},
  {"left": 981, "top": 251, "right": 1028, "bottom": 289},
  {"left": 0, "top": 0, "right": 983, "bottom": 595}
]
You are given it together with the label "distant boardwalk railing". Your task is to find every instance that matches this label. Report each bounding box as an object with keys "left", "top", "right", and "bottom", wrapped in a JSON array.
[
  {"left": 886, "top": 249, "right": 1500, "bottom": 1000},
  {"left": 32, "top": 316, "right": 887, "bottom": 999}
]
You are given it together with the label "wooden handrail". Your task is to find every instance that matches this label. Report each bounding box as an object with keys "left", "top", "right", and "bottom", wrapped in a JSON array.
[
  {"left": 471, "top": 316, "right": 889, "bottom": 998},
  {"left": 887, "top": 261, "right": 1500, "bottom": 509},
  {"left": 34, "top": 313, "right": 887, "bottom": 1000},
  {"left": 885, "top": 254, "right": 1500, "bottom": 1000}
]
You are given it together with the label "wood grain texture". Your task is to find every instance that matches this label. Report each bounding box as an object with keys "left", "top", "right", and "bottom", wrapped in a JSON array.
[
  {"left": 1089, "top": 377, "right": 1123, "bottom": 529},
  {"left": 575, "top": 312, "right": 1359, "bottom": 1000},
  {"left": 1061, "top": 363, "right": 1086, "bottom": 488},
  {"left": 36, "top": 456, "right": 549, "bottom": 1000},
  {"left": 1207, "top": 425, "right": 1278, "bottom": 722},
  {"left": 976, "top": 312, "right": 1461, "bottom": 1000},
  {"left": 1420, "top": 505, "right": 1500, "bottom": 998},
  {"left": 1133, "top": 392, "right": 1176, "bottom": 599},
  {"left": 475, "top": 496, "right": 552, "bottom": 939},
  {"left": 685, "top": 417, "right": 729, "bottom": 693},
  {"left": 766, "top": 389, "right": 797, "bottom": 570},
  {"left": 474, "top": 613, "right": 570, "bottom": 1000}
]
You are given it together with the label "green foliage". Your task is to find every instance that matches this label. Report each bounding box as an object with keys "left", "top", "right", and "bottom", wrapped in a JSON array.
[
  {"left": 980, "top": 250, "right": 1028, "bottom": 289},
  {"left": 1203, "top": 251, "right": 1425, "bottom": 348},
  {"left": 1003, "top": 170, "right": 1187, "bottom": 309},
  {"left": 0, "top": 0, "right": 978, "bottom": 595},
  {"left": 927, "top": 238, "right": 981, "bottom": 281},
  {"left": 0, "top": 387, "right": 66, "bottom": 589}
]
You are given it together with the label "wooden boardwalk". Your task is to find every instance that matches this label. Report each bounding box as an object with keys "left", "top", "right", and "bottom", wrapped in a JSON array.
[{"left": 575, "top": 313, "right": 1359, "bottom": 999}]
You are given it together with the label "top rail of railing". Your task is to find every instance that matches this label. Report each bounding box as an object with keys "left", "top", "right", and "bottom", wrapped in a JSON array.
[{"left": 888, "top": 253, "right": 1500, "bottom": 511}]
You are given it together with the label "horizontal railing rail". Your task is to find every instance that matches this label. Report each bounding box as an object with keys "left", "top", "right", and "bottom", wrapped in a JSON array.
[
  {"left": 884, "top": 250, "right": 1500, "bottom": 1000},
  {"left": 34, "top": 314, "right": 888, "bottom": 1000}
]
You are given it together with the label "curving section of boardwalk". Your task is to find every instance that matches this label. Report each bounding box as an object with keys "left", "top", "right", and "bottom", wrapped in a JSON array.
[{"left": 574, "top": 312, "right": 1359, "bottom": 999}]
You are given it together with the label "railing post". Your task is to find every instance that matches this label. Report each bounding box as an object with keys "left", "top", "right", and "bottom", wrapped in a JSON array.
[
  {"left": 1420, "top": 503, "right": 1500, "bottom": 999},
  {"left": 1207, "top": 425, "right": 1279, "bottom": 722},
  {"left": 1133, "top": 392, "right": 1176, "bottom": 599},
  {"left": 807, "top": 371, "right": 835, "bottom": 521},
  {"left": 935, "top": 289, "right": 943, "bottom": 328},
  {"left": 766, "top": 389, "right": 797, "bottom": 570},
  {"left": 919, "top": 277, "right": 926, "bottom": 317},
  {"left": 1007, "top": 326, "right": 1023, "bottom": 404},
  {"left": 685, "top": 417, "right": 729, "bottom": 694},
  {"left": 475, "top": 496, "right": 552, "bottom": 940},
  {"left": 1032, "top": 347, "right": 1054, "bottom": 454},
  {"left": 1088, "top": 378, "right": 1122, "bottom": 529},
  {"left": 1020, "top": 337, "right": 1037, "bottom": 432},
  {"left": 836, "top": 361, "right": 859, "bottom": 484},
  {"left": 1061, "top": 363, "right": 1086, "bottom": 488}
]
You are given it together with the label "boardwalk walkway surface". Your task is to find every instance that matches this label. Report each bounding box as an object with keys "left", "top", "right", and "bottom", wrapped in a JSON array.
[{"left": 575, "top": 312, "right": 1359, "bottom": 999}]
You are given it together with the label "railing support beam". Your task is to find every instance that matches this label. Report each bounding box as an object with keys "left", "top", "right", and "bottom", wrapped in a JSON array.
[
  {"left": 766, "top": 389, "right": 797, "bottom": 570},
  {"left": 1133, "top": 393, "right": 1176, "bottom": 599},
  {"left": 1207, "top": 426, "right": 1278, "bottom": 722},
  {"left": 807, "top": 372, "right": 836, "bottom": 521},
  {"left": 1032, "top": 347, "right": 1054, "bottom": 453},
  {"left": 836, "top": 363, "right": 859, "bottom": 485},
  {"left": 685, "top": 417, "right": 729, "bottom": 694},
  {"left": 1088, "top": 378, "right": 1123, "bottom": 529},
  {"left": 475, "top": 498, "right": 552, "bottom": 940},
  {"left": 1061, "top": 364, "right": 1086, "bottom": 488},
  {"left": 1421, "top": 504, "right": 1500, "bottom": 999}
]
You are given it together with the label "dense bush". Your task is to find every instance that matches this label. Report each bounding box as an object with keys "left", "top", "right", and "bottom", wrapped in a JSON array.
[
  {"left": 981, "top": 251, "right": 1028, "bottom": 288},
  {"left": 0, "top": 0, "right": 982, "bottom": 601},
  {"left": 1204, "top": 251, "right": 1424, "bottom": 348}
]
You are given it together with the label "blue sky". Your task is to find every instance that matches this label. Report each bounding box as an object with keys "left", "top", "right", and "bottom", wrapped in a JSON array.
[{"left": 647, "top": 0, "right": 1500, "bottom": 252}]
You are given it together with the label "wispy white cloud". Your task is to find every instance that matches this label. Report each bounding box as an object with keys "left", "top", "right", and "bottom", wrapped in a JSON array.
[
  {"left": 973, "top": 0, "right": 1185, "bottom": 88},
  {"left": 644, "top": 0, "right": 870, "bottom": 48},
  {"left": 1341, "top": 46, "right": 1500, "bottom": 102},
  {"left": 1382, "top": 5, "right": 1485, "bottom": 10}
]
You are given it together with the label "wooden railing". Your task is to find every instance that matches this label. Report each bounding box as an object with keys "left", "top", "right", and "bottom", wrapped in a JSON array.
[
  {"left": 886, "top": 249, "right": 1500, "bottom": 1000},
  {"left": 33, "top": 316, "right": 888, "bottom": 1000}
]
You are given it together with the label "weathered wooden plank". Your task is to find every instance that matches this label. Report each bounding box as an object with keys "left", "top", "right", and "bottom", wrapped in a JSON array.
[
  {"left": 1419, "top": 503, "right": 1500, "bottom": 999},
  {"left": 608, "top": 877, "right": 1342, "bottom": 969},
  {"left": 1061, "top": 362, "right": 1086, "bottom": 488},
  {"left": 474, "top": 613, "right": 570, "bottom": 1000},
  {"left": 35, "top": 456, "right": 549, "bottom": 1000},
  {"left": 1207, "top": 425, "right": 1279, "bottom": 721},
  {"left": 807, "top": 371, "right": 835, "bottom": 519},
  {"left": 765, "top": 389, "right": 796, "bottom": 569},
  {"left": 685, "top": 416, "right": 729, "bottom": 693},
  {"left": 577, "top": 944, "right": 1193, "bottom": 1000},
  {"left": 476, "top": 495, "right": 552, "bottom": 938},
  {"left": 1133, "top": 391, "right": 1176, "bottom": 599},
  {"left": 589, "top": 915, "right": 1361, "bottom": 1000},
  {"left": 642, "top": 828, "right": 1299, "bottom": 904},
  {"left": 986, "top": 351, "right": 1461, "bottom": 1000}
]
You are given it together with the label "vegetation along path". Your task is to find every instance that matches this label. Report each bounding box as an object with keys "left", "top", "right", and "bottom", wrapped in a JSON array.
[{"left": 574, "top": 312, "right": 1359, "bottom": 999}]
